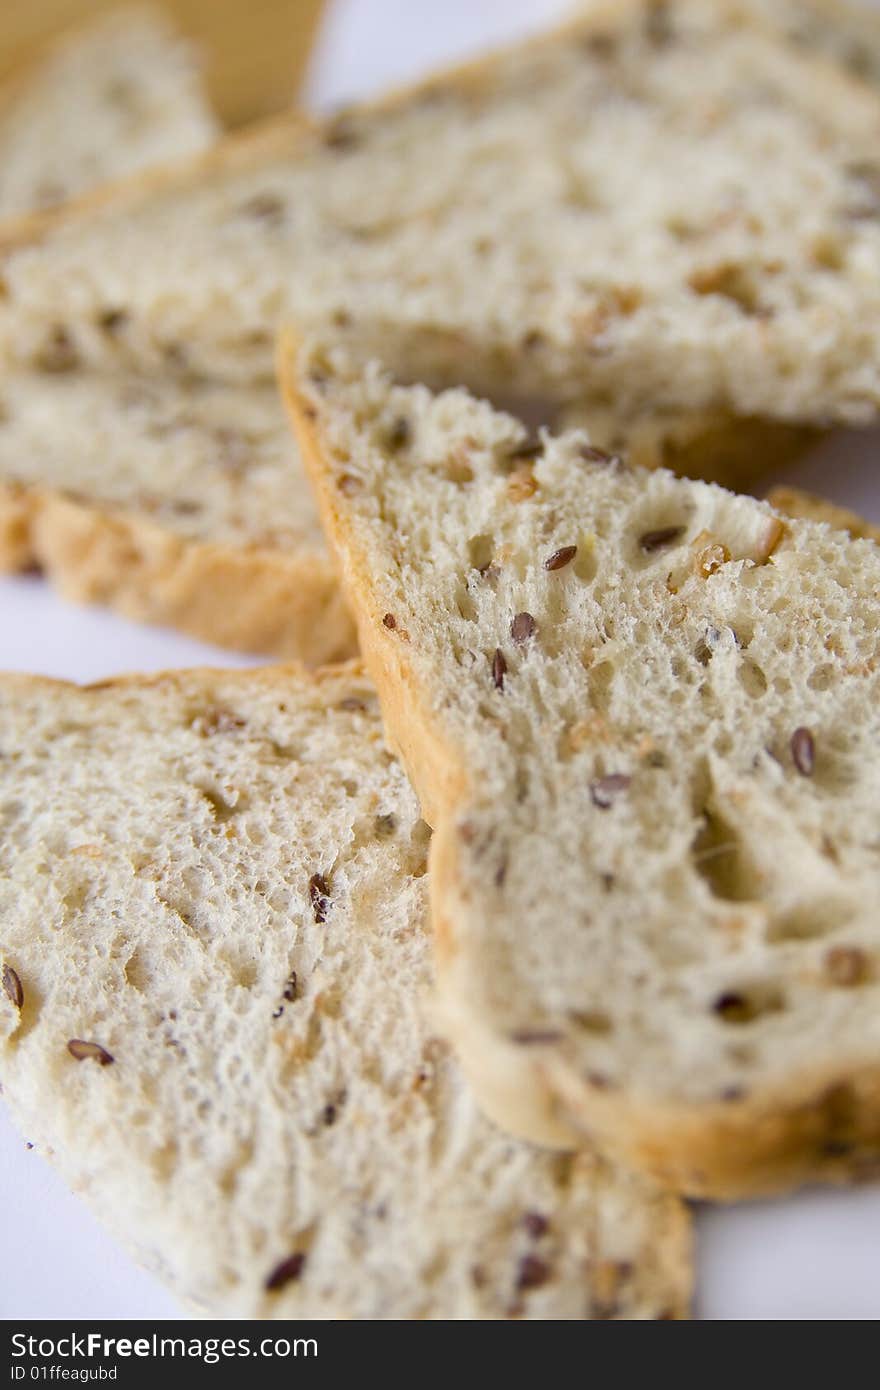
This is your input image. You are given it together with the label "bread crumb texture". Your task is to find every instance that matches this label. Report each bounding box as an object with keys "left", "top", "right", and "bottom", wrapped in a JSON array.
[{"left": 0, "top": 666, "right": 690, "bottom": 1319}]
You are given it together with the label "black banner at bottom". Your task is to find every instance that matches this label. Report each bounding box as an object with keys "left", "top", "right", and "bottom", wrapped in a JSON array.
[{"left": 2, "top": 1317, "right": 658, "bottom": 1383}]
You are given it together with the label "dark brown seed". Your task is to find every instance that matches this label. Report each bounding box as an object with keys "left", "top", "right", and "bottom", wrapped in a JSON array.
[
  {"left": 385, "top": 417, "right": 411, "bottom": 450},
  {"left": 712, "top": 992, "right": 752, "bottom": 1023},
  {"left": 587, "top": 1072, "right": 613, "bottom": 1090},
  {"left": 2, "top": 964, "right": 23, "bottom": 1010},
  {"left": 720, "top": 1085, "right": 746, "bottom": 1103},
  {"left": 265, "top": 1252, "right": 306, "bottom": 1291},
  {"left": 578, "top": 444, "right": 619, "bottom": 465},
  {"left": 523, "top": 1211, "right": 549, "bottom": 1239},
  {"left": 510, "top": 612, "right": 536, "bottom": 644},
  {"left": 382, "top": 613, "right": 397, "bottom": 630},
  {"left": 272, "top": 1006, "right": 284, "bottom": 1020},
  {"left": 38, "top": 327, "right": 78, "bottom": 374},
  {"left": 589, "top": 774, "right": 631, "bottom": 809},
  {"left": 98, "top": 308, "right": 128, "bottom": 335},
  {"left": 639, "top": 525, "right": 685, "bottom": 553},
  {"left": 823, "top": 1139, "right": 854, "bottom": 1158},
  {"left": 544, "top": 545, "right": 578, "bottom": 571},
  {"left": 283, "top": 972, "right": 298, "bottom": 1003},
  {"left": 309, "top": 873, "right": 331, "bottom": 923},
  {"left": 239, "top": 192, "right": 285, "bottom": 224},
  {"left": 824, "top": 946, "right": 868, "bottom": 987},
  {"left": 645, "top": 0, "right": 673, "bottom": 47},
  {"left": 67, "top": 1039, "right": 114, "bottom": 1065},
  {"left": 516, "top": 1255, "right": 550, "bottom": 1292},
  {"left": 324, "top": 118, "right": 360, "bottom": 151},
  {"left": 323, "top": 1104, "right": 337, "bottom": 1126},
  {"left": 791, "top": 727, "right": 815, "bottom": 776},
  {"left": 506, "top": 435, "right": 543, "bottom": 461},
  {"left": 492, "top": 648, "right": 507, "bottom": 690},
  {"left": 510, "top": 1028, "right": 564, "bottom": 1046}
]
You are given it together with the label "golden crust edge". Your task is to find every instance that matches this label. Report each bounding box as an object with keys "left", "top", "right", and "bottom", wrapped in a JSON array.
[{"left": 0, "top": 480, "right": 357, "bottom": 664}]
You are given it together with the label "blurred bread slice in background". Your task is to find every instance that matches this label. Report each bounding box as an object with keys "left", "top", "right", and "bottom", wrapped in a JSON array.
[
  {"left": 0, "top": 6, "right": 220, "bottom": 221},
  {"left": 0, "top": 1, "right": 327, "bottom": 133}
]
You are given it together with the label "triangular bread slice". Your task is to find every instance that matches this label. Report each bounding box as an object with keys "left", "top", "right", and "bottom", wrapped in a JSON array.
[
  {"left": 282, "top": 340, "right": 880, "bottom": 1200},
  {"left": 0, "top": 664, "right": 690, "bottom": 1319},
  {"left": 0, "top": 6, "right": 218, "bottom": 222},
  {"left": 0, "top": 370, "right": 355, "bottom": 662},
  {"left": 3, "top": 1, "right": 880, "bottom": 425}
]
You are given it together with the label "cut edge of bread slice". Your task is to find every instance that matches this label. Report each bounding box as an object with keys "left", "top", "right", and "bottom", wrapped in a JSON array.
[
  {"left": 0, "top": 661, "right": 691, "bottom": 1319},
  {"left": 281, "top": 335, "right": 880, "bottom": 1200}
]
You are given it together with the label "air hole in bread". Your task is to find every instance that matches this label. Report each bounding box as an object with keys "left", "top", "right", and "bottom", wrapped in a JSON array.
[
  {"left": 199, "top": 786, "right": 240, "bottom": 822},
  {"left": 767, "top": 900, "right": 852, "bottom": 944},
  {"left": 467, "top": 534, "right": 494, "bottom": 571},
  {"left": 711, "top": 983, "right": 784, "bottom": 1025},
  {"left": 568, "top": 1009, "right": 613, "bottom": 1035},
  {"left": 691, "top": 805, "right": 763, "bottom": 903},
  {"left": 586, "top": 658, "right": 615, "bottom": 717},
  {"left": 573, "top": 539, "right": 598, "bottom": 583},
  {"left": 123, "top": 947, "right": 151, "bottom": 992},
  {"left": 737, "top": 658, "right": 768, "bottom": 699},
  {"left": 808, "top": 663, "right": 835, "bottom": 692},
  {"left": 455, "top": 583, "right": 477, "bottom": 622},
  {"left": 221, "top": 951, "right": 258, "bottom": 989}
]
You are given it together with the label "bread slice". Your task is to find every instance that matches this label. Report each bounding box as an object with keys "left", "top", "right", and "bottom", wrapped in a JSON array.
[
  {"left": 283, "top": 340, "right": 880, "bottom": 1201},
  {"left": 0, "top": 664, "right": 690, "bottom": 1320},
  {"left": 0, "top": 370, "right": 354, "bottom": 662},
  {"left": 767, "top": 484, "right": 880, "bottom": 543},
  {"left": 0, "top": 6, "right": 218, "bottom": 223},
  {"left": 3, "top": 1, "right": 880, "bottom": 425}
]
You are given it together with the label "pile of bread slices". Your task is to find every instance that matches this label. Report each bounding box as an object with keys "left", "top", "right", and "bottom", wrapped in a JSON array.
[{"left": 3, "top": 0, "right": 880, "bottom": 1320}]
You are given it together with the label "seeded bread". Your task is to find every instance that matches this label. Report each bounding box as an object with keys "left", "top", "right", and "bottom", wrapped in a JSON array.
[
  {"left": 0, "top": 664, "right": 690, "bottom": 1320},
  {"left": 0, "top": 370, "right": 354, "bottom": 662},
  {"left": 0, "top": 7, "right": 218, "bottom": 223},
  {"left": 3, "top": 1, "right": 880, "bottom": 425},
  {"left": 767, "top": 484, "right": 880, "bottom": 543},
  {"left": 283, "top": 340, "right": 880, "bottom": 1201}
]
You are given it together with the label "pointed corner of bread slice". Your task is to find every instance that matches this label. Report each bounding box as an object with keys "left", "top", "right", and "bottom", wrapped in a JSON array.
[{"left": 282, "top": 337, "right": 880, "bottom": 1200}]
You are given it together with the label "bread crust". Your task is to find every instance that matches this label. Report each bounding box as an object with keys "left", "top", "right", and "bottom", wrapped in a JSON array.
[
  {"left": 283, "top": 340, "right": 880, "bottom": 1200},
  {"left": 0, "top": 480, "right": 356, "bottom": 664},
  {"left": 767, "top": 485, "right": 880, "bottom": 544}
]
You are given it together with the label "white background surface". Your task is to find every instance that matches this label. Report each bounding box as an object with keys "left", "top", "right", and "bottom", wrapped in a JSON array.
[{"left": 2, "top": 0, "right": 880, "bottom": 1322}]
